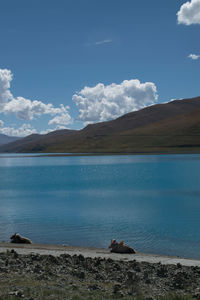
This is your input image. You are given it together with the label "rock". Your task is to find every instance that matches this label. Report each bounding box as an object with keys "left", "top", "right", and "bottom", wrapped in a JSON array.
[
  {"left": 143, "top": 270, "right": 151, "bottom": 284},
  {"left": 0, "top": 266, "right": 8, "bottom": 273},
  {"left": 10, "top": 249, "right": 19, "bottom": 259},
  {"left": 72, "top": 284, "right": 78, "bottom": 290},
  {"left": 132, "top": 262, "right": 141, "bottom": 272},
  {"left": 113, "top": 284, "right": 122, "bottom": 294},
  {"left": 157, "top": 266, "right": 168, "bottom": 278},
  {"left": 88, "top": 284, "right": 99, "bottom": 290},
  {"left": 47, "top": 255, "right": 58, "bottom": 264},
  {"left": 78, "top": 271, "right": 85, "bottom": 279},
  {"left": 192, "top": 292, "right": 200, "bottom": 299},
  {"left": 33, "top": 264, "right": 41, "bottom": 273},
  {"left": 192, "top": 266, "right": 200, "bottom": 274},
  {"left": 145, "top": 278, "right": 151, "bottom": 284},
  {"left": 94, "top": 258, "right": 102, "bottom": 267},
  {"left": 30, "top": 254, "right": 40, "bottom": 261},
  {"left": 177, "top": 263, "right": 182, "bottom": 268},
  {"left": 9, "top": 290, "right": 24, "bottom": 298},
  {"left": 95, "top": 273, "right": 104, "bottom": 280},
  {"left": 127, "top": 270, "right": 139, "bottom": 282},
  {"left": 173, "top": 272, "right": 189, "bottom": 289},
  {"left": 78, "top": 254, "right": 85, "bottom": 261}
]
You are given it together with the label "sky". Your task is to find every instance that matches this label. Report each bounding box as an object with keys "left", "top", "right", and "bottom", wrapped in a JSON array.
[{"left": 0, "top": 0, "right": 200, "bottom": 136}]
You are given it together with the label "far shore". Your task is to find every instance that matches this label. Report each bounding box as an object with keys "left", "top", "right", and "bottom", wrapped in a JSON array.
[{"left": 1, "top": 151, "right": 200, "bottom": 158}]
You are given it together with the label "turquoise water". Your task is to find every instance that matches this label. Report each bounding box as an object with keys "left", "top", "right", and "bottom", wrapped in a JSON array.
[{"left": 0, "top": 154, "right": 200, "bottom": 259}]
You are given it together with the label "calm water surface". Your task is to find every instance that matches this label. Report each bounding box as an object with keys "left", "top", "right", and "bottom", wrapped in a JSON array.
[{"left": 0, "top": 154, "right": 200, "bottom": 259}]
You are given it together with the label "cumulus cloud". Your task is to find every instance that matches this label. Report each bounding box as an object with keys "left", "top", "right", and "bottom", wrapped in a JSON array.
[
  {"left": 48, "top": 105, "right": 71, "bottom": 125},
  {"left": 0, "top": 69, "right": 13, "bottom": 110},
  {"left": 0, "top": 123, "right": 37, "bottom": 137},
  {"left": 177, "top": 0, "right": 200, "bottom": 25},
  {"left": 0, "top": 120, "right": 4, "bottom": 126},
  {"left": 188, "top": 53, "right": 200, "bottom": 60},
  {"left": 0, "top": 69, "right": 72, "bottom": 125},
  {"left": 72, "top": 79, "right": 158, "bottom": 124},
  {"left": 3, "top": 97, "right": 64, "bottom": 121}
]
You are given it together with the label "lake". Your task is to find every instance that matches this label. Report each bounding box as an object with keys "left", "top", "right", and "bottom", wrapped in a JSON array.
[{"left": 0, "top": 154, "right": 200, "bottom": 259}]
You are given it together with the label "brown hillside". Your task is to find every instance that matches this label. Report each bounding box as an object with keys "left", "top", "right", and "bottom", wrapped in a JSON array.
[{"left": 0, "top": 96, "right": 200, "bottom": 154}]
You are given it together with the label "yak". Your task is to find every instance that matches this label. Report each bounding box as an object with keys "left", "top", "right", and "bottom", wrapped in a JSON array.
[
  {"left": 109, "top": 239, "right": 136, "bottom": 254},
  {"left": 10, "top": 233, "right": 32, "bottom": 244}
]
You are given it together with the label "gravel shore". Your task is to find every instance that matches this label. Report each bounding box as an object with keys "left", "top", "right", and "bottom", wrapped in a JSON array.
[
  {"left": 0, "top": 243, "right": 200, "bottom": 300},
  {"left": 1, "top": 242, "right": 200, "bottom": 267}
]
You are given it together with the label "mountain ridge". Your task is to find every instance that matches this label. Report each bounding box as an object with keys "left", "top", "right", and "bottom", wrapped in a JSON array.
[
  {"left": 0, "top": 96, "right": 200, "bottom": 154},
  {"left": 0, "top": 133, "right": 21, "bottom": 146}
]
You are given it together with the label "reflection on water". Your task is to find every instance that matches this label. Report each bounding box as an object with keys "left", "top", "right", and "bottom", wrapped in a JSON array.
[{"left": 0, "top": 154, "right": 200, "bottom": 258}]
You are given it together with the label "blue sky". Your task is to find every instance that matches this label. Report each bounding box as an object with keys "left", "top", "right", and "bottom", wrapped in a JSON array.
[{"left": 0, "top": 0, "right": 200, "bottom": 136}]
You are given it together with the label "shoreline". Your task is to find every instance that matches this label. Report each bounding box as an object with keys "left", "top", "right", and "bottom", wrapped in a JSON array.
[
  {"left": 1, "top": 242, "right": 200, "bottom": 299},
  {"left": 1, "top": 152, "right": 200, "bottom": 158},
  {"left": 1, "top": 242, "right": 200, "bottom": 267}
]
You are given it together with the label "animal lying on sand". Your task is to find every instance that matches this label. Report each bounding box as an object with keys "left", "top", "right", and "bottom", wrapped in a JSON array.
[
  {"left": 10, "top": 233, "right": 32, "bottom": 244},
  {"left": 109, "top": 239, "right": 136, "bottom": 254}
]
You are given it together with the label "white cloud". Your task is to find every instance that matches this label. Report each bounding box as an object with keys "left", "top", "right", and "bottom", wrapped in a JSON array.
[
  {"left": 84, "top": 39, "right": 112, "bottom": 47},
  {"left": 0, "top": 122, "right": 69, "bottom": 137},
  {"left": 188, "top": 53, "right": 200, "bottom": 60},
  {"left": 48, "top": 105, "right": 71, "bottom": 125},
  {"left": 40, "top": 128, "right": 53, "bottom": 135},
  {"left": 55, "top": 125, "right": 68, "bottom": 130},
  {"left": 3, "top": 97, "right": 64, "bottom": 121},
  {"left": 0, "top": 123, "right": 37, "bottom": 137},
  {"left": 0, "top": 69, "right": 13, "bottom": 110},
  {"left": 72, "top": 79, "right": 158, "bottom": 124},
  {"left": 0, "top": 69, "right": 72, "bottom": 124},
  {"left": 40, "top": 125, "right": 68, "bottom": 135},
  {"left": 95, "top": 39, "right": 112, "bottom": 45},
  {"left": 177, "top": 0, "right": 200, "bottom": 25}
]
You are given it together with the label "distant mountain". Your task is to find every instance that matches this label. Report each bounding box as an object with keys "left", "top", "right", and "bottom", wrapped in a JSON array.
[
  {"left": 0, "top": 134, "right": 21, "bottom": 146},
  {"left": 1, "top": 96, "right": 200, "bottom": 154}
]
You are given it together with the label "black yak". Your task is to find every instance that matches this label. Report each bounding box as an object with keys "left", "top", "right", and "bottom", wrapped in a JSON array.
[{"left": 10, "top": 233, "right": 32, "bottom": 244}]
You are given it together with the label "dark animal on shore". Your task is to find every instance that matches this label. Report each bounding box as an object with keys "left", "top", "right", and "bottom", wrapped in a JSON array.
[
  {"left": 10, "top": 233, "right": 32, "bottom": 244},
  {"left": 109, "top": 239, "right": 136, "bottom": 254}
]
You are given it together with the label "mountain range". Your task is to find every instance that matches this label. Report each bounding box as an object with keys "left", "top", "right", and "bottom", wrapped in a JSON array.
[
  {"left": 0, "top": 134, "right": 21, "bottom": 146},
  {"left": 0, "top": 96, "right": 200, "bottom": 154}
]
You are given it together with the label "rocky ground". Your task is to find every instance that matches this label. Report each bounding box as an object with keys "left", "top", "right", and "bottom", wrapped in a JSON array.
[{"left": 0, "top": 250, "right": 200, "bottom": 300}]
